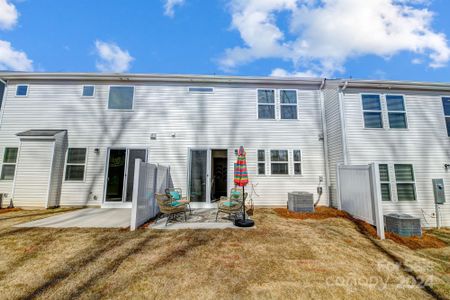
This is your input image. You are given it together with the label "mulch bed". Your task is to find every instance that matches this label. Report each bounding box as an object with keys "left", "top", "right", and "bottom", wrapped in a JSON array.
[
  {"left": 0, "top": 208, "right": 21, "bottom": 214},
  {"left": 274, "top": 207, "right": 447, "bottom": 250}
]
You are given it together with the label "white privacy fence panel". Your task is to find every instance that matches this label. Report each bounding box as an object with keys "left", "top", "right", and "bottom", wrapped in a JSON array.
[
  {"left": 337, "top": 163, "right": 385, "bottom": 239},
  {"left": 130, "top": 160, "right": 172, "bottom": 231}
]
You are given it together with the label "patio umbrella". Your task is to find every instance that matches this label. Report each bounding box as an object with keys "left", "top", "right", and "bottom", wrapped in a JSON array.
[{"left": 233, "top": 146, "right": 254, "bottom": 227}]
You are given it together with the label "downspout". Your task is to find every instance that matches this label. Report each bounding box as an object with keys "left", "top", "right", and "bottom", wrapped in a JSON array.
[
  {"left": 338, "top": 81, "right": 349, "bottom": 164},
  {"left": 0, "top": 78, "right": 7, "bottom": 130},
  {"left": 319, "top": 79, "right": 331, "bottom": 206}
]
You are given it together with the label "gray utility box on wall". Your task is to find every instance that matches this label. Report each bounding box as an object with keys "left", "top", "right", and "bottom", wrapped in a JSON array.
[
  {"left": 384, "top": 213, "right": 422, "bottom": 237},
  {"left": 432, "top": 179, "right": 446, "bottom": 204},
  {"left": 288, "top": 192, "right": 314, "bottom": 212}
]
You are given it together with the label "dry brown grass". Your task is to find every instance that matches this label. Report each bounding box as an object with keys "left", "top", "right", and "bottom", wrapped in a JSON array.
[{"left": 0, "top": 208, "right": 445, "bottom": 299}]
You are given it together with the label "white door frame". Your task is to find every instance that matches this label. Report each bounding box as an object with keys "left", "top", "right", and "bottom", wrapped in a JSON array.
[
  {"left": 102, "top": 147, "right": 147, "bottom": 208},
  {"left": 187, "top": 148, "right": 228, "bottom": 208}
]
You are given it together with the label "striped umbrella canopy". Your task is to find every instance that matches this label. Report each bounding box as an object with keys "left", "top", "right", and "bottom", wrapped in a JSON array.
[{"left": 234, "top": 146, "right": 248, "bottom": 187}]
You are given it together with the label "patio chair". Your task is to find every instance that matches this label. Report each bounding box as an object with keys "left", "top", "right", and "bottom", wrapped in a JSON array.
[
  {"left": 156, "top": 193, "right": 187, "bottom": 226},
  {"left": 216, "top": 188, "right": 248, "bottom": 221},
  {"left": 165, "top": 187, "right": 192, "bottom": 214}
]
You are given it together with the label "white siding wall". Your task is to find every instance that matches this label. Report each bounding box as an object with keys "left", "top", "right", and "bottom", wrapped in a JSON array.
[
  {"left": 0, "top": 81, "right": 327, "bottom": 207},
  {"left": 323, "top": 86, "right": 344, "bottom": 207},
  {"left": 342, "top": 89, "right": 450, "bottom": 227},
  {"left": 13, "top": 139, "right": 54, "bottom": 208}
]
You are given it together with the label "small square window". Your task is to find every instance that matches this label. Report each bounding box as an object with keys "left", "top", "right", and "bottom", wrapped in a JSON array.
[
  {"left": 16, "top": 85, "right": 28, "bottom": 96},
  {"left": 82, "top": 85, "right": 95, "bottom": 97}
]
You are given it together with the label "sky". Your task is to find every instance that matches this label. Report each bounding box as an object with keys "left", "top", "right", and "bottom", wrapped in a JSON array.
[{"left": 0, "top": 0, "right": 450, "bottom": 82}]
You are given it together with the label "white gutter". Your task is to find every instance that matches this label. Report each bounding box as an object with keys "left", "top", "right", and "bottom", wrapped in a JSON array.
[
  {"left": 338, "top": 79, "right": 450, "bottom": 92},
  {"left": 319, "top": 79, "right": 331, "bottom": 206}
]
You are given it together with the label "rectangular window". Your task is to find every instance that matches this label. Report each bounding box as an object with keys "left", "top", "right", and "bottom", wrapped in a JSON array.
[
  {"left": 442, "top": 97, "right": 450, "bottom": 137},
  {"left": 257, "top": 150, "right": 265, "bottom": 175},
  {"left": 280, "top": 90, "right": 298, "bottom": 119},
  {"left": 394, "top": 164, "right": 416, "bottom": 201},
  {"left": 362, "top": 94, "right": 383, "bottom": 128},
  {"left": 270, "top": 150, "right": 288, "bottom": 175},
  {"left": 1, "top": 148, "right": 18, "bottom": 180},
  {"left": 293, "top": 150, "right": 302, "bottom": 175},
  {"left": 379, "top": 164, "right": 391, "bottom": 201},
  {"left": 82, "top": 85, "right": 95, "bottom": 97},
  {"left": 108, "top": 86, "right": 134, "bottom": 110},
  {"left": 258, "top": 89, "right": 275, "bottom": 119},
  {"left": 16, "top": 85, "right": 28, "bottom": 97},
  {"left": 188, "top": 87, "right": 213, "bottom": 93},
  {"left": 65, "top": 148, "right": 87, "bottom": 181},
  {"left": 386, "top": 95, "right": 407, "bottom": 129}
]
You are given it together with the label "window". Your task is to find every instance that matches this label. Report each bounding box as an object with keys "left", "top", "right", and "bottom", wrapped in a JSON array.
[
  {"left": 108, "top": 86, "right": 134, "bottom": 110},
  {"left": 386, "top": 95, "right": 407, "bottom": 129},
  {"left": 82, "top": 85, "right": 95, "bottom": 97},
  {"left": 258, "top": 90, "right": 275, "bottom": 119},
  {"left": 442, "top": 97, "right": 450, "bottom": 136},
  {"left": 270, "top": 150, "right": 288, "bottom": 175},
  {"left": 362, "top": 94, "right": 383, "bottom": 128},
  {"left": 1, "top": 148, "right": 18, "bottom": 180},
  {"left": 293, "top": 150, "right": 302, "bottom": 175},
  {"left": 65, "top": 148, "right": 87, "bottom": 181},
  {"left": 16, "top": 85, "right": 28, "bottom": 97},
  {"left": 188, "top": 87, "right": 213, "bottom": 93},
  {"left": 280, "top": 90, "right": 298, "bottom": 119},
  {"left": 257, "top": 150, "right": 266, "bottom": 175},
  {"left": 394, "top": 164, "right": 416, "bottom": 201},
  {"left": 379, "top": 164, "right": 391, "bottom": 201}
]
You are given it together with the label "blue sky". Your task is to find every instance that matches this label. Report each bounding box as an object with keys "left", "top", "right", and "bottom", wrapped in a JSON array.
[{"left": 1, "top": 0, "right": 450, "bottom": 82}]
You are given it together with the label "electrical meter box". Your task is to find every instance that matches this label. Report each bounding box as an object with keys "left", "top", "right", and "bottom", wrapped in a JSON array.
[{"left": 432, "top": 179, "right": 446, "bottom": 204}]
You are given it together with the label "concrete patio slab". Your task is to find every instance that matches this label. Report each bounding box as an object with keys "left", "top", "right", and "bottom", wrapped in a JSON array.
[
  {"left": 15, "top": 208, "right": 131, "bottom": 228},
  {"left": 150, "top": 208, "right": 255, "bottom": 230}
]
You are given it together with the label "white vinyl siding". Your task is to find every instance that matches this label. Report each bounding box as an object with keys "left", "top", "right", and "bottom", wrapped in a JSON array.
[{"left": 0, "top": 81, "right": 326, "bottom": 207}]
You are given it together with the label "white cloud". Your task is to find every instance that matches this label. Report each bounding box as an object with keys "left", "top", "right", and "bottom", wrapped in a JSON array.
[
  {"left": 0, "top": 0, "right": 18, "bottom": 30},
  {"left": 0, "top": 40, "right": 33, "bottom": 71},
  {"left": 220, "top": 0, "right": 450, "bottom": 76},
  {"left": 164, "top": 0, "right": 185, "bottom": 17},
  {"left": 270, "top": 67, "right": 319, "bottom": 78},
  {"left": 95, "top": 40, "right": 134, "bottom": 73}
]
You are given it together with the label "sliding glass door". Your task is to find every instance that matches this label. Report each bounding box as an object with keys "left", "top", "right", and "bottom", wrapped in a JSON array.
[{"left": 189, "top": 150, "right": 208, "bottom": 202}]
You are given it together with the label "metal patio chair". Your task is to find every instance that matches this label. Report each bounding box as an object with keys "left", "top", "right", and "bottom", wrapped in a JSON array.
[{"left": 156, "top": 193, "right": 187, "bottom": 226}]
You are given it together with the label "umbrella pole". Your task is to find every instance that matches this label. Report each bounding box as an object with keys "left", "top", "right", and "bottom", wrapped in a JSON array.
[{"left": 242, "top": 186, "right": 245, "bottom": 221}]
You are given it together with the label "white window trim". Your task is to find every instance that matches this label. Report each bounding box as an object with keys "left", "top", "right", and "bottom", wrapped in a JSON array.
[
  {"left": 15, "top": 84, "right": 29, "bottom": 97},
  {"left": 269, "top": 149, "right": 290, "bottom": 176},
  {"left": 393, "top": 163, "right": 417, "bottom": 202},
  {"left": 188, "top": 87, "right": 214, "bottom": 94},
  {"left": 441, "top": 96, "right": 450, "bottom": 137},
  {"left": 64, "top": 147, "right": 88, "bottom": 182},
  {"left": 280, "top": 89, "right": 299, "bottom": 120},
  {"left": 81, "top": 85, "right": 96, "bottom": 98},
  {"left": 386, "top": 94, "right": 408, "bottom": 129},
  {"left": 378, "top": 163, "right": 391, "bottom": 201},
  {"left": 293, "top": 149, "right": 302, "bottom": 175},
  {"left": 0, "top": 147, "right": 18, "bottom": 181},
  {"left": 257, "top": 89, "right": 276, "bottom": 120},
  {"left": 361, "top": 94, "right": 383, "bottom": 129},
  {"left": 107, "top": 85, "right": 135, "bottom": 111},
  {"left": 257, "top": 149, "right": 266, "bottom": 175}
]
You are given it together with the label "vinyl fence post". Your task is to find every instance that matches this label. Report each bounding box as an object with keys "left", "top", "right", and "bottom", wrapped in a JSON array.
[
  {"left": 370, "top": 163, "right": 385, "bottom": 240},
  {"left": 130, "top": 158, "right": 142, "bottom": 231}
]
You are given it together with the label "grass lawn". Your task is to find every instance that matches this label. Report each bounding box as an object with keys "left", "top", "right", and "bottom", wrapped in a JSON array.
[{"left": 0, "top": 208, "right": 447, "bottom": 299}]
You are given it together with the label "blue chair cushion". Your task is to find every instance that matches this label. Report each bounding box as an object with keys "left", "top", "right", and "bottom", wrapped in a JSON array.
[
  {"left": 170, "top": 191, "right": 181, "bottom": 201},
  {"left": 223, "top": 201, "right": 238, "bottom": 207},
  {"left": 231, "top": 191, "right": 241, "bottom": 199},
  {"left": 170, "top": 201, "right": 183, "bottom": 207}
]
